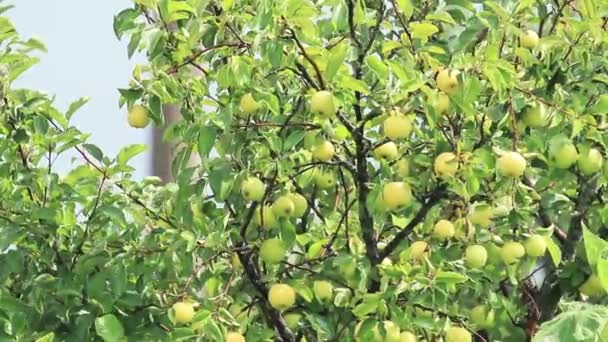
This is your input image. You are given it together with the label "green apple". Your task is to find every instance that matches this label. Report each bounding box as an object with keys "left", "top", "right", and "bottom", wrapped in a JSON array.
[
  {"left": 268, "top": 284, "right": 296, "bottom": 310},
  {"left": 313, "top": 280, "right": 333, "bottom": 302},
  {"left": 433, "top": 219, "right": 455, "bottom": 240},
  {"left": 522, "top": 104, "right": 548, "bottom": 128},
  {"left": 435, "top": 92, "right": 450, "bottom": 114},
  {"left": 254, "top": 206, "right": 277, "bottom": 229},
  {"left": 436, "top": 69, "right": 460, "bottom": 95},
  {"left": 470, "top": 305, "right": 495, "bottom": 328},
  {"left": 241, "top": 177, "right": 265, "bottom": 201},
  {"left": 374, "top": 141, "right": 399, "bottom": 161},
  {"left": 520, "top": 30, "right": 539, "bottom": 49},
  {"left": 464, "top": 244, "right": 488, "bottom": 268},
  {"left": 311, "top": 90, "right": 336, "bottom": 116},
  {"left": 497, "top": 151, "right": 526, "bottom": 177},
  {"left": 524, "top": 234, "right": 547, "bottom": 257},
  {"left": 577, "top": 148, "right": 604, "bottom": 175},
  {"left": 445, "top": 327, "right": 471, "bottom": 342},
  {"left": 500, "top": 241, "right": 526, "bottom": 264},
  {"left": 579, "top": 274, "right": 606, "bottom": 297},
  {"left": 383, "top": 320, "right": 401, "bottom": 342},
  {"left": 400, "top": 331, "right": 417, "bottom": 342},
  {"left": 284, "top": 313, "right": 302, "bottom": 330},
  {"left": 383, "top": 115, "right": 413, "bottom": 140},
  {"left": 272, "top": 195, "right": 295, "bottom": 217},
  {"left": 468, "top": 203, "right": 493, "bottom": 228},
  {"left": 409, "top": 241, "right": 428, "bottom": 261},
  {"left": 550, "top": 140, "right": 578, "bottom": 169},
  {"left": 172, "top": 301, "right": 195, "bottom": 324},
  {"left": 128, "top": 105, "right": 150, "bottom": 128},
  {"left": 312, "top": 140, "right": 335, "bottom": 161},
  {"left": 314, "top": 171, "right": 336, "bottom": 189},
  {"left": 394, "top": 159, "right": 409, "bottom": 178},
  {"left": 226, "top": 332, "right": 245, "bottom": 342},
  {"left": 434, "top": 152, "right": 458, "bottom": 177},
  {"left": 288, "top": 192, "right": 308, "bottom": 217},
  {"left": 381, "top": 182, "right": 413, "bottom": 210},
  {"left": 259, "top": 238, "right": 285, "bottom": 264},
  {"left": 240, "top": 93, "right": 260, "bottom": 114}
]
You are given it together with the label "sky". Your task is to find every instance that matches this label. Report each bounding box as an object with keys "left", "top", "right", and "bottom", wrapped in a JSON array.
[{"left": 9, "top": 0, "right": 151, "bottom": 178}]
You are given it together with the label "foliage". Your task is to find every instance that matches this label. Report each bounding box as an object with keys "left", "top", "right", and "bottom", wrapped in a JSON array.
[{"left": 1, "top": 0, "right": 608, "bottom": 341}]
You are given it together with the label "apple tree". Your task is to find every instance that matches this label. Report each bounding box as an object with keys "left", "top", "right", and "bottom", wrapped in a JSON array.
[{"left": 2, "top": 0, "right": 608, "bottom": 341}]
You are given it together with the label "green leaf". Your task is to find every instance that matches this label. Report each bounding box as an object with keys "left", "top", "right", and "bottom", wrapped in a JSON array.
[
  {"left": 396, "top": 0, "right": 413, "bottom": 18},
  {"left": 435, "top": 271, "right": 468, "bottom": 284},
  {"left": 533, "top": 302, "right": 608, "bottom": 342},
  {"left": 198, "top": 126, "right": 218, "bottom": 159},
  {"left": 352, "top": 294, "right": 382, "bottom": 317},
  {"left": 598, "top": 258, "right": 608, "bottom": 292},
  {"left": 117, "top": 144, "right": 147, "bottom": 166},
  {"left": 409, "top": 22, "right": 439, "bottom": 42},
  {"left": 83, "top": 144, "right": 104, "bottom": 162},
  {"left": 35, "top": 332, "right": 55, "bottom": 342},
  {"left": 364, "top": 55, "right": 389, "bottom": 83},
  {"left": 544, "top": 236, "right": 562, "bottom": 267},
  {"left": 326, "top": 40, "right": 349, "bottom": 81},
  {"left": 583, "top": 228, "right": 608, "bottom": 269},
  {"left": 65, "top": 97, "right": 90, "bottom": 120},
  {"left": 95, "top": 314, "right": 125, "bottom": 342}
]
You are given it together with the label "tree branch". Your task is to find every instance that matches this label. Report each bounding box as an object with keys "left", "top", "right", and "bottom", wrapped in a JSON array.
[{"left": 380, "top": 185, "right": 446, "bottom": 259}]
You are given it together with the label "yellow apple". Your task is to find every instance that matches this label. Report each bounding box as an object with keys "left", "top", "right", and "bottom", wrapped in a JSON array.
[
  {"left": 394, "top": 159, "right": 409, "bottom": 178},
  {"left": 272, "top": 195, "right": 295, "bottom": 217},
  {"left": 468, "top": 203, "right": 493, "bottom": 228},
  {"left": 314, "top": 171, "right": 336, "bottom": 189},
  {"left": 433, "top": 219, "right": 455, "bottom": 240},
  {"left": 497, "top": 151, "right": 526, "bottom": 177},
  {"left": 284, "top": 313, "right": 302, "bottom": 330},
  {"left": 382, "top": 182, "right": 413, "bottom": 210},
  {"left": 240, "top": 93, "right": 260, "bottom": 114},
  {"left": 500, "top": 241, "right": 526, "bottom": 264},
  {"left": 550, "top": 140, "right": 578, "bottom": 169},
  {"left": 383, "top": 115, "right": 413, "bottom": 140},
  {"left": 579, "top": 274, "right": 606, "bottom": 297},
  {"left": 445, "top": 327, "right": 471, "bottom": 342},
  {"left": 409, "top": 241, "right": 428, "bottom": 260},
  {"left": 311, "top": 90, "right": 336, "bottom": 116},
  {"left": 313, "top": 280, "right": 333, "bottom": 301},
  {"left": 241, "top": 177, "right": 265, "bottom": 202},
  {"left": 434, "top": 152, "right": 458, "bottom": 177},
  {"left": 312, "top": 141, "right": 335, "bottom": 161},
  {"left": 259, "top": 238, "right": 285, "bottom": 264},
  {"left": 254, "top": 205, "right": 277, "bottom": 229},
  {"left": 172, "top": 301, "right": 195, "bottom": 324},
  {"left": 374, "top": 141, "right": 399, "bottom": 161},
  {"left": 524, "top": 234, "right": 547, "bottom": 257},
  {"left": 470, "top": 305, "right": 495, "bottom": 328},
  {"left": 400, "top": 331, "right": 417, "bottom": 342},
  {"left": 522, "top": 104, "right": 548, "bottom": 128},
  {"left": 226, "top": 332, "right": 245, "bottom": 342},
  {"left": 435, "top": 92, "right": 450, "bottom": 114},
  {"left": 577, "top": 148, "right": 604, "bottom": 176},
  {"left": 128, "top": 105, "right": 150, "bottom": 128},
  {"left": 464, "top": 244, "right": 488, "bottom": 268},
  {"left": 268, "top": 284, "right": 296, "bottom": 310},
  {"left": 520, "top": 30, "right": 539, "bottom": 49},
  {"left": 436, "top": 69, "right": 460, "bottom": 95},
  {"left": 288, "top": 192, "right": 308, "bottom": 217}
]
